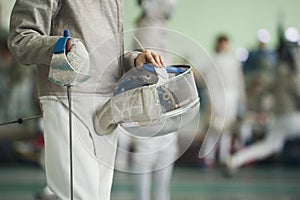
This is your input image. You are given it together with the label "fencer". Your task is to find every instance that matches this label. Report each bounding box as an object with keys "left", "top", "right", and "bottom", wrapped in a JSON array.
[
  {"left": 8, "top": 1, "right": 165, "bottom": 199},
  {"left": 202, "top": 35, "right": 246, "bottom": 167}
]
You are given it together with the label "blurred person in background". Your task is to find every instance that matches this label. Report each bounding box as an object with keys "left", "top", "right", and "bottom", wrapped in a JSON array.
[
  {"left": 241, "top": 29, "right": 278, "bottom": 146},
  {"left": 115, "top": 0, "right": 178, "bottom": 200},
  {"left": 202, "top": 34, "right": 246, "bottom": 169},
  {"left": 224, "top": 27, "right": 300, "bottom": 174}
]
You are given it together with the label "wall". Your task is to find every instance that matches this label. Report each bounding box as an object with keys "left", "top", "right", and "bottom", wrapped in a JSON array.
[
  {"left": 124, "top": 0, "right": 300, "bottom": 54},
  {"left": 0, "top": 0, "right": 16, "bottom": 30}
]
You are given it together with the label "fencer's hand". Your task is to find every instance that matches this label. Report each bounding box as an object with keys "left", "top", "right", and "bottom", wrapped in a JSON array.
[
  {"left": 49, "top": 37, "right": 90, "bottom": 86},
  {"left": 135, "top": 49, "right": 165, "bottom": 68},
  {"left": 65, "top": 38, "right": 90, "bottom": 74}
]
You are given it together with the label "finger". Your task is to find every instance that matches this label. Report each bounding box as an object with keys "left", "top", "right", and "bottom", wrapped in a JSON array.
[
  {"left": 158, "top": 55, "right": 166, "bottom": 67},
  {"left": 145, "top": 51, "right": 160, "bottom": 67},
  {"left": 151, "top": 51, "right": 163, "bottom": 67}
]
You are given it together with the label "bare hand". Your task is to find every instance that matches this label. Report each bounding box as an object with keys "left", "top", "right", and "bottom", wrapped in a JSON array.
[{"left": 135, "top": 49, "right": 166, "bottom": 68}]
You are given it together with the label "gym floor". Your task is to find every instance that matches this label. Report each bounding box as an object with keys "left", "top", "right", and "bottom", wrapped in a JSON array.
[{"left": 0, "top": 163, "right": 299, "bottom": 200}]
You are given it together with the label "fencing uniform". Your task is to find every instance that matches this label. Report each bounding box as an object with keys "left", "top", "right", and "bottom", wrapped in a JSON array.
[
  {"left": 8, "top": 1, "right": 139, "bottom": 199},
  {"left": 203, "top": 50, "right": 246, "bottom": 165}
]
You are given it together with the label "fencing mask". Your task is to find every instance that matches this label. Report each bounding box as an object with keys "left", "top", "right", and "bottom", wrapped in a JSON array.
[{"left": 94, "top": 64, "right": 200, "bottom": 137}]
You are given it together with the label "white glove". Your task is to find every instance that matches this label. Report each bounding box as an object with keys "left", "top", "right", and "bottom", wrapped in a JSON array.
[
  {"left": 66, "top": 38, "right": 90, "bottom": 74},
  {"left": 49, "top": 38, "right": 91, "bottom": 86}
]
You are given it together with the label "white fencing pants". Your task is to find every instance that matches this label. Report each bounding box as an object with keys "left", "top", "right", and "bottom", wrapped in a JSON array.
[
  {"left": 133, "top": 133, "right": 178, "bottom": 200},
  {"left": 135, "top": 164, "right": 174, "bottom": 200},
  {"left": 230, "top": 112, "right": 300, "bottom": 169},
  {"left": 40, "top": 95, "right": 118, "bottom": 200},
  {"left": 115, "top": 129, "right": 132, "bottom": 170},
  {"left": 203, "top": 129, "right": 232, "bottom": 165}
]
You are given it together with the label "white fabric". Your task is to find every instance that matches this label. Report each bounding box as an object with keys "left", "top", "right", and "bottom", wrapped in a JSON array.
[
  {"left": 49, "top": 38, "right": 91, "bottom": 86},
  {"left": 205, "top": 52, "right": 245, "bottom": 130},
  {"left": 135, "top": 163, "right": 174, "bottom": 200},
  {"left": 66, "top": 38, "right": 90, "bottom": 75},
  {"left": 203, "top": 129, "right": 232, "bottom": 164},
  {"left": 40, "top": 94, "right": 118, "bottom": 200},
  {"left": 155, "top": 67, "right": 169, "bottom": 82},
  {"left": 133, "top": 132, "right": 178, "bottom": 200},
  {"left": 8, "top": 0, "right": 128, "bottom": 96},
  {"left": 140, "top": 0, "right": 177, "bottom": 20}
]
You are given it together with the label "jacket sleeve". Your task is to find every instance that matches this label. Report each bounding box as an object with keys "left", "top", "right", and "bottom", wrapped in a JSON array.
[
  {"left": 123, "top": 51, "right": 141, "bottom": 69},
  {"left": 7, "top": 0, "right": 61, "bottom": 66}
]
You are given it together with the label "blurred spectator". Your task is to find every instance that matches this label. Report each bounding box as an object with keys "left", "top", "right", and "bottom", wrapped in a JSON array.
[
  {"left": 243, "top": 29, "right": 277, "bottom": 75},
  {"left": 240, "top": 29, "right": 278, "bottom": 149},
  {"left": 202, "top": 34, "right": 246, "bottom": 168}
]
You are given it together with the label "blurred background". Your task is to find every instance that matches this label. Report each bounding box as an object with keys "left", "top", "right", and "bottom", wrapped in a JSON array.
[
  {"left": 124, "top": 0, "right": 300, "bottom": 52},
  {"left": 1, "top": 0, "right": 300, "bottom": 199}
]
